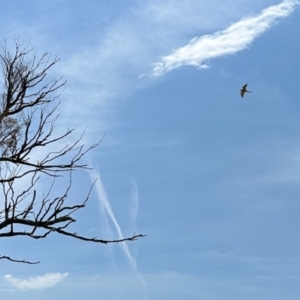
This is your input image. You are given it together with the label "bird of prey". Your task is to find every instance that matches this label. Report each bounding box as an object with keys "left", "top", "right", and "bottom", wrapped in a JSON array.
[{"left": 240, "top": 84, "right": 252, "bottom": 97}]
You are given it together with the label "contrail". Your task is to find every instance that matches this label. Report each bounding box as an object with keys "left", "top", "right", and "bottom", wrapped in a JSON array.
[
  {"left": 88, "top": 164, "right": 148, "bottom": 299},
  {"left": 129, "top": 179, "right": 139, "bottom": 232}
]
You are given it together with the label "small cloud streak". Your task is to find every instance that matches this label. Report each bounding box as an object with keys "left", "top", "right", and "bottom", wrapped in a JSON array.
[
  {"left": 4, "top": 273, "right": 68, "bottom": 290},
  {"left": 152, "top": 0, "right": 299, "bottom": 76},
  {"left": 129, "top": 179, "right": 139, "bottom": 232}
]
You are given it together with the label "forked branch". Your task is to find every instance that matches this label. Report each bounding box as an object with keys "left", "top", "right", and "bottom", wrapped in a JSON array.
[{"left": 0, "top": 38, "right": 145, "bottom": 264}]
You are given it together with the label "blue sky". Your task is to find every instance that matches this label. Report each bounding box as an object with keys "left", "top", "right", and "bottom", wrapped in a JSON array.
[{"left": 0, "top": 0, "right": 300, "bottom": 299}]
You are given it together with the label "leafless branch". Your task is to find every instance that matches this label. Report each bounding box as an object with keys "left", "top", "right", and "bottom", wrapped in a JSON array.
[
  {"left": 0, "top": 255, "right": 39, "bottom": 264},
  {"left": 0, "top": 38, "right": 145, "bottom": 264}
]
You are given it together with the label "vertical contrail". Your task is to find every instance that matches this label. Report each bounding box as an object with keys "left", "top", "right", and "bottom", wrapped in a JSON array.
[
  {"left": 129, "top": 179, "right": 139, "bottom": 232},
  {"left": 88, "top": 163, "right": 148, "bottom": 299}
]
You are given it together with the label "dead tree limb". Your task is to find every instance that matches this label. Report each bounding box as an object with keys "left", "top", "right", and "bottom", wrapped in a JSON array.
[{"left": 0, "top": 38, "right": 145, "bottom": 264}]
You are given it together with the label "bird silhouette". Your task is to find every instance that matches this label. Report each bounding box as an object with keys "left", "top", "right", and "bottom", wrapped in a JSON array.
[{"left": 240, "top": 84, "right": 252, "bottom": 97}]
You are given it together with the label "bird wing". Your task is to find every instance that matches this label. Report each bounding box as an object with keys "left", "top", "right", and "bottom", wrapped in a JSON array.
[{"left": 240, "top": 84, "right": 248, "bottom": 97}]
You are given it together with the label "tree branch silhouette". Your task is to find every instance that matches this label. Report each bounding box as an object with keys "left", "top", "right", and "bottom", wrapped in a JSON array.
[{"left": 0, "top": 38, "right": 145, "bottom": 264}]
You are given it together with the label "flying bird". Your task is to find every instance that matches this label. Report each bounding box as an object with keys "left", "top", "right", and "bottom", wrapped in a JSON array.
[{"left": 240, "top": 84, "right": 252, "bottom": 97}]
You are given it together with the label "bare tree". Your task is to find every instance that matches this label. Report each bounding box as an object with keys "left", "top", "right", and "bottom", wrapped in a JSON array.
[{"left": 0, "top": 38, "right": 145, "bottom": 264}]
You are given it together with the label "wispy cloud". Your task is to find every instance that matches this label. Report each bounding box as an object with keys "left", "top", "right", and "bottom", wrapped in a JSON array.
[
  {"left": 152, "top": 0, "right": 299, "bottom": 76},
  {"left": 88, "top": 165, "right": 147, "bottom": 299},
  {"left": 0, "top": 1, "right": 293, "bottom": 138},
  {"left": 4, "top": 273, "right": 68, "bottom": 290},
  {"left": 50, "top": 1, "right": 257, "bottom": 137}
]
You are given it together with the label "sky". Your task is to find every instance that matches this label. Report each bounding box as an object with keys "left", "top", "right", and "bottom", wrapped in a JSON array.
[{"left": 0, "top": 0, "right": 300, "bottom": 299}]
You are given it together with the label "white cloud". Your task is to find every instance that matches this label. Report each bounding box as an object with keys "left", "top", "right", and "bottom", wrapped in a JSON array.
[
  {"left": 152, "top": 0, "right": 299, "bottom": 76},
  {"left": 4, "top": 272, "right": 68, "bottom": 290},
  {"left": 54, "top": 1, "right": 263, "bottom": 137}
]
